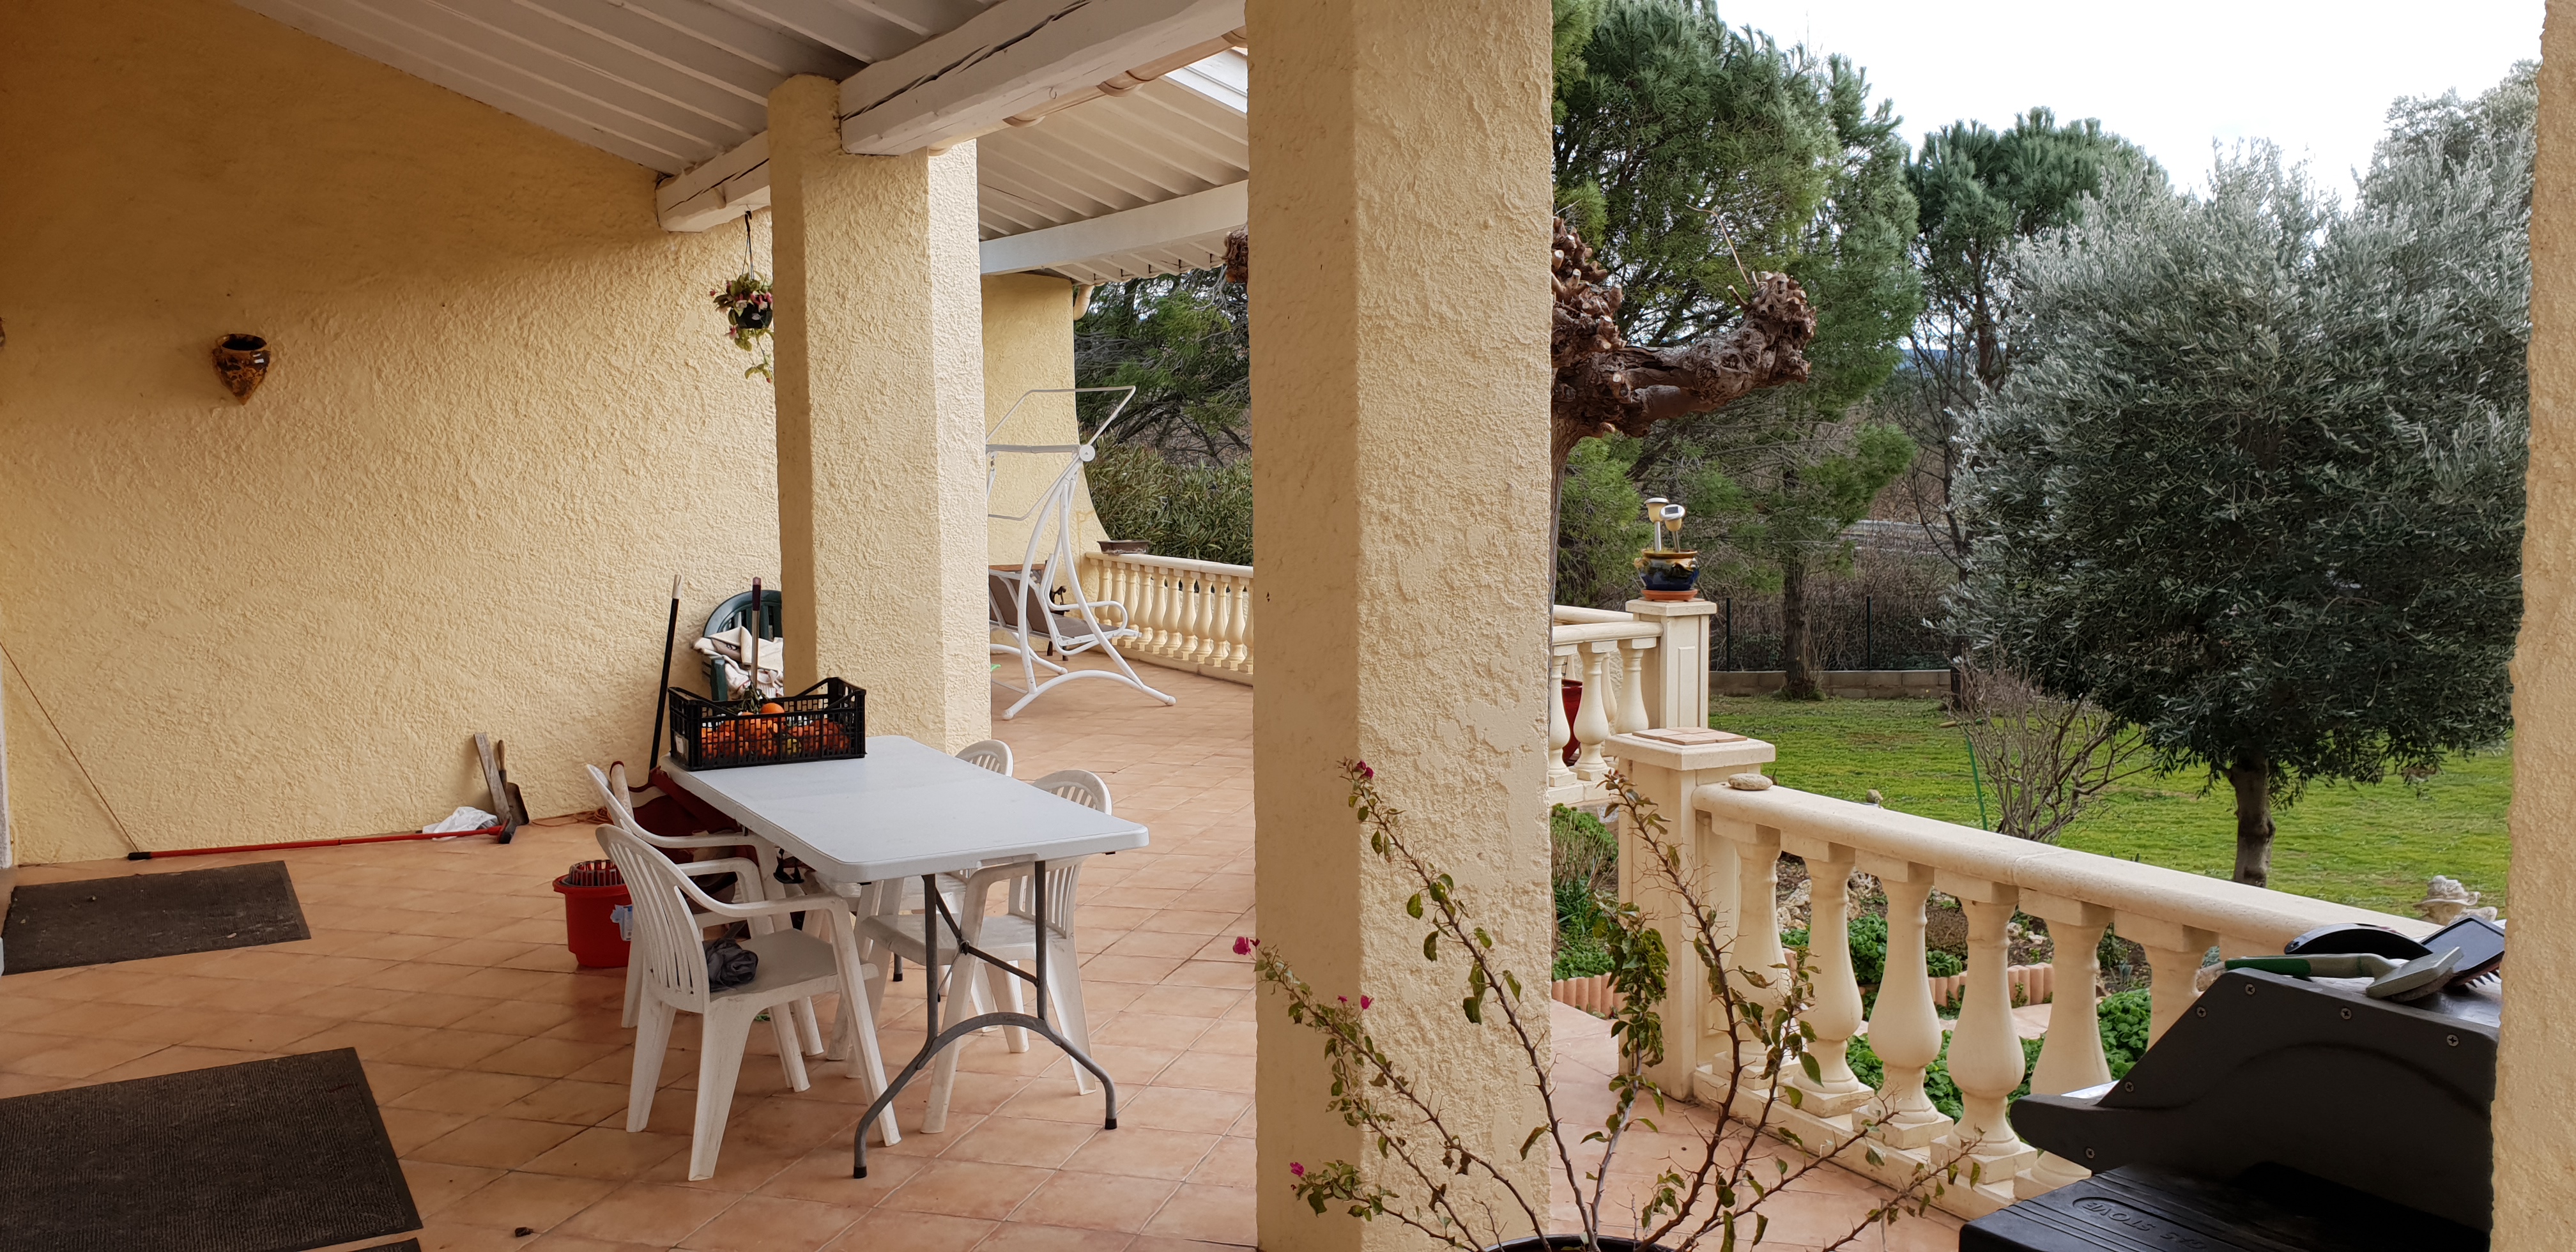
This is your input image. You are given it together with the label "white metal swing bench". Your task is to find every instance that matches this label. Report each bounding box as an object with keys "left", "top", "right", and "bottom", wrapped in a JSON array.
[{"left": 986, "top": 386, "right": 1176, "bottom": 719}]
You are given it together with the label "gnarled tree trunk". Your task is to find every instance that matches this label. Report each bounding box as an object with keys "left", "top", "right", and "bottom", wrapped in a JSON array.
[
  {"left": 1222, "top": 220, "right": 1818, "bottom": 482},
  {"left": 2226, "top": 750, "right": 2276, "bottom": 887}
]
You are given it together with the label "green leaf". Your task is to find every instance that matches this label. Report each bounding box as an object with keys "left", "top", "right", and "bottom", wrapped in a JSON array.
[
  {"left": 1463, "top": 996, "right": 1483, "bottom": 1024},
  {"left": 1406, "top": 893, "right": 1423, "bottom": 919},
  {"left": 1423, "top": 933, "right": 1439, "bottom": 961}
]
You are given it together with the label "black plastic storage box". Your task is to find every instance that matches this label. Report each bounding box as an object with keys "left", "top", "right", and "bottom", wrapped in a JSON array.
[{"left": 666, "top": 678, "right": 865, "bottom": 770}]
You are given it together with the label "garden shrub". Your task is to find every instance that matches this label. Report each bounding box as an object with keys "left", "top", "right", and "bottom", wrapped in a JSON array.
[{"left": 2097, "top": 988, "right": 2152, "bottom": 1077}]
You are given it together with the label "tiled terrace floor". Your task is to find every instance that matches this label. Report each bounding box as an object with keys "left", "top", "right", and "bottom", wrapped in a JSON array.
[{"left": 0, "top": 660, "right": 1956, "bottom": 1251}]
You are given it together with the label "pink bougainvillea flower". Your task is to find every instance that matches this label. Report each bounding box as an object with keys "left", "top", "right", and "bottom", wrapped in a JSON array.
[
  {"left": 1355, "top": 761, "right": 1375, "bottom": 780},
  {"left": 1360, "top": 996, "right": 1372, "bottom": 1009},
  {"left": 1290, "top": 1162, "right": 1306, "bottom": 1177},
  {"left": 1337, "top": 996, "right": 1347, "bottom": 1004},
  {"left": 1232, "top": 936, "right": 1254, "bottom": 956}
]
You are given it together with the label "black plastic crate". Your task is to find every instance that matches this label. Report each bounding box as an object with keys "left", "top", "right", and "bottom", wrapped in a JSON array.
[{"left": 667, "top": 677, "right": 865, "bottom": 770}]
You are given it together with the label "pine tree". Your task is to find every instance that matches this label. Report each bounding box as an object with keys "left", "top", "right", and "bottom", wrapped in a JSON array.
[{"left": 1951, "top": 67, "right": 2533, "bottom": 887}]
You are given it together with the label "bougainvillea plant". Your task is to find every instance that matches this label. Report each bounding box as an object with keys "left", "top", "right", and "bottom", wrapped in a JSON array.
[{"left": 1243, "top": 761, "right": 1955, "bottom": 1250}]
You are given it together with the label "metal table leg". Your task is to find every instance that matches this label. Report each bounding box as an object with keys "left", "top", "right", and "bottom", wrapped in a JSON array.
[{"left": 852, "top": 864, "right": 1117, "bottom": 1177}]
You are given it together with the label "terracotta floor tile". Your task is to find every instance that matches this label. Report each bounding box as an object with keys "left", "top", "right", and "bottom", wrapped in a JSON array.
[
  {"left": 13, "top": 998, "right": 165, "bottom": 1037},
  {"left": 1186, "top": 1138, "right": 1254, "bottom": 1189},
  {"left": 555, "top": 1182, "right": 739, "bottom": 1245},
  {"left": 675, "top": 1195, "right": 859, "bottom": 1251},
  {"left": 385, "top": 1028, "right": 527, "bottom": 1069},
  {"left": 1124, "top": 1236, "right": 1245, "bottom": 1252},
  {"left": 438, "top": 1170, "right": 620, "bottom": 1232},
  {"left": 403, "top": 1158, "right": 508, "bottom": 1213},
  {"left": 413, "top": 1115, "right": 588, "bottom": 1170},
  {"left": 1148, "top": 1055, "right": 1252, "bottom": 1094},
  {"left": 1057, "top": 1127, "right": 1218, "bottom": 1182},
  {"left": 877, "top": 1159, "right": 1054, "bottom": 1221},
  {"left": 479, "top": 1036, "right": 626, "bottom": 1079},
  {"left": 86, "top": 1044, "right": 277, "bottom": 1082},
  {"left": 360, "top": 1058, "right": 454, "bottom": 1103},
  {"left": 522, "top": 1126, "right": 694, "bottom": 1180},
  {"left": 382, "top": 1107, "right": 479, "bottom": 1155},
  {"left": 1116, "top": 987, "right": 1241, "bottom": 1020},
  {"left": 1137, "top": 1184, "right": 1253, "bottom": 1245},
  {"left": 344, "top": 961, "right": 486, "bottom": 995},
  {"left": 1077, "top": 956, "right": 1185, "bottom": 986},
  {"left": 10, "top": 1035, "right": 169, "bottom": 1079},
  {"left": 977, "top": 1221, "right": 1136, "bottom": 1251},
  {"left": 452, "top": 997, "right": 589, "bottom": 1037},
  {"left": 821, "top": 1209, "right": 994, "bottom": 1252},
  {"left": 1100, "top": 931, "right": 1214, "bottom": 961},
  {"left": 502, "top": 1078, "right": 636, "bottom": 1126},
  {"left": 940, "top": 1115, "right": 1102, "bottom": 1169},
  {"left": 1010, "top": 1170, "right": 1181, "bottom": 1233},
  {"left": 755, "top": 1141, "right": 923, "bottom": 1208},
  {"left": 1110, "top": 1088, "right": 1248, "bottom": 1136},
  {"left": 393, "top": 1069, "right": 555, "bottom": 1117},
  {"left": 1187, "top": 1023, "right": 1254, "bottom": 1057},
  {"left": 416, "top": 1219, "right": 539, "bottom": 1252}
]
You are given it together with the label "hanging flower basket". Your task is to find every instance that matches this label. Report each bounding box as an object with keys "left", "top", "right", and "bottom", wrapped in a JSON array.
[{"left": 710, "top": 213, "right": 775, "bottom": 381}]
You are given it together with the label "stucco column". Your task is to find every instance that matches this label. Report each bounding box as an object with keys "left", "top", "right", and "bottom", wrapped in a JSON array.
[
  {"left": 1247, "top": 3, "right": 1553, "bottom": 1248},
  {"left": 767, "top": 75, "right": 988, "bottom": 751},
  {"left": 2497, "top": 4, "right": 2576, "bottom": 1246},
  {"left": 981, "top": 273, "right": 1108, "bottom": 566}
]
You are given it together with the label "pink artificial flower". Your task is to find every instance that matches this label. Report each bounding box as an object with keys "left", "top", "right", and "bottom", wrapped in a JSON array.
[
  {"left": 1289, "top": 1162, "right": 1306, "bottom": 1178},
  {"left": 1232, "top": 936, "right": 1254, "bottom": 956}
]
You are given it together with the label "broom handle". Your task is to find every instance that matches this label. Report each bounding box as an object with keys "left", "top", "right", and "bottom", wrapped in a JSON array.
[{"left": 647, "top": 574, "right": 680, "bottom": 778}]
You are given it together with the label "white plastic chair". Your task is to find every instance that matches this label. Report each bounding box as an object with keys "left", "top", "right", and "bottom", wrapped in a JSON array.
[
  {"left": 873, "top": 768, "right": 1108, "bottom": 1130},
  {"left": 956, "top": 738, "right": 1014, "bottom": 777},
  {"left": 586, "top": 765, "right": 822, "bottom": 1055},
  {"left": 597, "top": 824, "right": 899, "bottom": 1180},
  {"left": 845, "top": 740, "right": 1014, "bottom": 979}
]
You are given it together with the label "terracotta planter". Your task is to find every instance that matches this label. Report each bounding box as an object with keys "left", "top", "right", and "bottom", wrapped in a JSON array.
[
  {"left": 1635, "top": 549, "right": 1699, "bottom": 602},
  {"left": 211, "top": 333, "right": 272, "bottom": 403}
]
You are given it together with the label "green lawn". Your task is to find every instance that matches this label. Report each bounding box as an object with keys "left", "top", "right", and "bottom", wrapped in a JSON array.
[{"left": 1708, "top": 696, "right": 2512, "bottom": 918}]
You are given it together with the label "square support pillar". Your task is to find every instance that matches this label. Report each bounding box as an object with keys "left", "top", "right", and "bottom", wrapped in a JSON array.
[
  {"left": 1246, "top": 3, "right": 1552, "bottom": 1248},
  {"left": 1625, "top": 597, "right": 1715, "bottom": 731},
  {"left": 767, "top": 75, "right": 989, "bottom": 751}
]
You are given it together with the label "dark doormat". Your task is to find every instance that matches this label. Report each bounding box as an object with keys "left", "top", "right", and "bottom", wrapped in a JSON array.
[
  {"left": 1, "top": 860, "right": 309, "bottom": 974},
  {"left": 0, "top": 1049, "right": 420, "bottom": 1252}
]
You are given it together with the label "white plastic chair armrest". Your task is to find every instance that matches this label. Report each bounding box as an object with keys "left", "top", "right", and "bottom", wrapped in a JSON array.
[
  {"left": 640, "top": 831, "right": 760, "bottom": 850},
  {"left": 669, "top": 862, "right": 854, "bottom": 924}
]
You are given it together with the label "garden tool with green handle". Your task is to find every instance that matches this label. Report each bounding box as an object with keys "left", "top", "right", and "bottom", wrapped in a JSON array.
[{"left": 2223, "top": 947, "right": 2464, "bottom": 1002}]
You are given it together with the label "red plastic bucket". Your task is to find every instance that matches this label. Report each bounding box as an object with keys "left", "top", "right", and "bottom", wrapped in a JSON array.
[{"left": 553, "top": 874, "right": 631, "bottom": 968}]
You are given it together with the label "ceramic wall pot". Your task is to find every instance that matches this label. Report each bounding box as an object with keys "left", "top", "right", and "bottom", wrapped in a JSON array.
[
  {"left": 1635, "top": 549, "right": 1700, "bottom": 601},
  {"left": 212, "top": 333, "right": 272, "bottom": 403},
  {"left": 1098, "top": 539, "right": 1151, "bottom": 554}
]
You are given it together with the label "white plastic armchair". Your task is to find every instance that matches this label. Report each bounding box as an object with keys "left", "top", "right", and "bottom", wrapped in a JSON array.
[
  {"left": 598, "top": 825, "right": 900, "bottom": 1180},
  {"left": 587, "top": 764, "right": 822, "bottom": 1054}
]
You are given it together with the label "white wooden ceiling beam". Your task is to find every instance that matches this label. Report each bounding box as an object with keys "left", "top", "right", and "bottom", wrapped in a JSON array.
[
  {"left": 604, "top": 0, "right": 862, "bottom": 78},
  {"left": 709, "top": 0, "right": 923, "bottom": 63},
  {"left": 657, "top": 133, "right": 774, "bottom": 231},
  {"left": 836, "top": 0, "right": 1243, "bottom": 156},
  {"left": 979, "top": 179, "right": 1243, "bottom": 275}
]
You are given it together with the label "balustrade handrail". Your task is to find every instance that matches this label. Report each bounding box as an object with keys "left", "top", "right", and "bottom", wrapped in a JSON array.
[
  {"left": 1090, "top": 550, "right": 1253, "bottom": 577},
  {"left": 1552, "top": 620, "right": 1662, "bottom": 646},
  {"left": 1693, "top": 783, "right": 2432, "bottom": 947},
  {"left": 1552, "top": 604, "right": 1638, "bottom": 625}
]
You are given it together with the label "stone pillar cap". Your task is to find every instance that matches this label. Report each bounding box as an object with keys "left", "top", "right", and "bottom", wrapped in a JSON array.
[
  {"left": 1606, "top": 730, "right": 1775, "bottom": 772},
  {"left": 1623, "top": 597, "right": 1717, "bottom": 617}
]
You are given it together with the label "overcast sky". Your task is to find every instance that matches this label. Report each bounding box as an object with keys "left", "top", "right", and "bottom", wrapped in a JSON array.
[{"left": 1713, "top": 0, "right": 2543, "bottom": 196}]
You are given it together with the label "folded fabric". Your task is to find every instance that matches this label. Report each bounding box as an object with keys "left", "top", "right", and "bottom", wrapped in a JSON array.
[
  {"left": 422, "top": 805, "right": 500, "bottom": 834},
  {"left": 692, "top": 628, "right": 787, "bottom": 699},
  {"left": 704, "top": 937, "right": 760, "bottom": 989}
]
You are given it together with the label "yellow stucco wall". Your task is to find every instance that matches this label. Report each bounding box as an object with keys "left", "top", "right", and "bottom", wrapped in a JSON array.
[
  {"left": 1246, "top": 1, "right": 1556, "bottom": 1248},
  {"left": 982, "top": 273, "right": 1110, "bottom": 567},
  {"left": 0, "top": 0, "right": 782, "bottom": 862},
  {"left": 2497, "top": 0, "right": 2576, "bottom": 1239}
]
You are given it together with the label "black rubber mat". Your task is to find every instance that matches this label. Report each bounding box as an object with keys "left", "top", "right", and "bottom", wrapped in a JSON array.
[
  {"left": 1, "top": 860, "right": 308, "bottom": 974},
  {"left": 0, "top": 1049, "right": 419, "bottom": 1252}
]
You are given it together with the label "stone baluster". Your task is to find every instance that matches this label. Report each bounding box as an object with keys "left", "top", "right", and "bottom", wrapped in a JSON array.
[
  {"left": 2122, "top": 916, "right": 2217, "bottom": 1044},
  {"left": 1940, "top": 885, "right": 2037, "bottom": 1189},
  {"left": 1170, "top": 572, "right": 1199, "bottom": 662},
  {"left": 1128, "top": 564, "right": 1157, "bottom": 653},
  {"left": 1236, "top": 575, "right": 1255, "bottom": 675},
  {"left": 1572, "top": 641, "right": 1617, "bottom": 782},
  {"left": 1721, "top": 824, "right": 1786, "bottom": 1088},
  {"left": 1149, "top": 565, "right": 1177, "bottom": 656},
  {"left": 1859, "top": 861, "right": 1951, "bottom": 1149},
  {"left": 1204, "top": 573, "right": 1234, "bottom": 668},
  {"left": 2017, "top": 893, "right": 2114, "bottom": 1196},
  {"left": 1779, "top": 840, "right": 1871, "bottom": 1130},
  {"left": 1616, "top": 638, "right": 1653, "bottom": 734},
  {"left": 1547, "top": 650, "right": 1577, "bottom": 793}
]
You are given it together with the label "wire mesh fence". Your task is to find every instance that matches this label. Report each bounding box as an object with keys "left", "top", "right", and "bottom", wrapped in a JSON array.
[{"left": 1712, "top": 591, "right": 1953, "bottom": 671}]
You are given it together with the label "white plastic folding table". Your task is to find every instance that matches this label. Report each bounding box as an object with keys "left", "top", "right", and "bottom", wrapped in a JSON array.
[{"left": 661, "top": 737, "right": 1148, "bottom": 1177}]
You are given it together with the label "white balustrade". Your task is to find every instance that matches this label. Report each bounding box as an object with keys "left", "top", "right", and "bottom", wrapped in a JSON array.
[
  {"left": 1078, "top": 552, "right": 1255, "bottom": 683},
  {"left": 1606, "top": 732, "right": 2435, "bottom": 1221}
]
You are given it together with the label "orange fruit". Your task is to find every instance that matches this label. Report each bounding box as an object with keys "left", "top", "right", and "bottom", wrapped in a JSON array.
[{"left": 760, "top": 702, "right": 785, "bottom": 715}]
